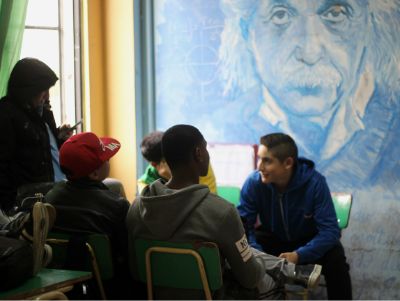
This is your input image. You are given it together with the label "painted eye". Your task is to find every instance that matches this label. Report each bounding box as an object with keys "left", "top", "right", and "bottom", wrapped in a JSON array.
[
  {"left": 321, "top": 5, "right": 350, "bottom": 23},
  {"left": 270, "top": 7, "right": 291, "bottom": 25}
]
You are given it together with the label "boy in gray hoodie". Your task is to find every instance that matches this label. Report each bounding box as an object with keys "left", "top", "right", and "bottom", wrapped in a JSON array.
[{"left": 127, "top": 124, "right": 321, "bottom": 299}]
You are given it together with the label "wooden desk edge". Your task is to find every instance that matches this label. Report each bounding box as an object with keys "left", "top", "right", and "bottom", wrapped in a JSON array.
[{"left": 1, "top": 271, "right": 92, "bottom": 300}]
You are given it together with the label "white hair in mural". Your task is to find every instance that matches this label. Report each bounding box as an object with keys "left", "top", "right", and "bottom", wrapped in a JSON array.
[
  {"left": 218, "top": 0, "right": 400, "bottom": 166},
  {"left": 219, "top": 0, "right": 400, "bottom": 99},
  {"left": 368, "top": 0, "right": 400, "bottom": 99}
]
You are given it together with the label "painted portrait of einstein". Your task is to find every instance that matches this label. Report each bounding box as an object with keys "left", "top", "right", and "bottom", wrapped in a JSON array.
[{"left": 217, "top": 0, "right": 400, "bottom": 187}]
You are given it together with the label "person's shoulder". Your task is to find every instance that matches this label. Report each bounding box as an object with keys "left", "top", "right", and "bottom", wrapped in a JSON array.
[
  {"left": 207, "top": 192, "right": 234, "bottom": 206},
  {"left": 243, "top": 170, "right": 262, "bottom": 187},
  {"left": 103, "top": 187, "right": 130, "bottom": 204},
  {"left": 0, "top": 99, "right": 31, "bottom": 125},
  {"left": 44, "top": 181, "right": 68, "bottom": 203},
  {"left": 201, "top": 192, "right": 239, "bottom": 217},
  {"left": 88, "top": 183, "right": 131, "bottom": 213},
  {"left": 249, "top": 170, "right": 261, "bottom": 180},
  {"left": 313, "top": 169, "right": 327, "bottom": 182},
  {"left": 299, "top": 163, "right": 330, "bottom": 194},
  {"left": 116, "top": 197, "right": 130, "bottom": 213},
  {"left": 308, "top": 163, "right": 328, "bottom": 184},
  {"left": 137, "top": 179, "right": 149, "bottom": 195},
  {"left": 298, "top": 157, "right": 325, "bottom": 180},
  {"left": 53, "top": 180, "right": 68, "bottom": 189},
  {"left": 126, "top": 198, "right": 142, "bottom": 224}
]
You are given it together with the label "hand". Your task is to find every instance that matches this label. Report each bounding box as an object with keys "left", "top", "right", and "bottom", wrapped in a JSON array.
[
  {"left": 279, "top": 251, "right": 299, "bottom": 264},
  {"left": 58, "top": 124, "right": 73, "bottom": 140}
]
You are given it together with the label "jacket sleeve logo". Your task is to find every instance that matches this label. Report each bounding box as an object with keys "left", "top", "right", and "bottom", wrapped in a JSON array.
[{"left": 235, "top": 234, "right": 252, "bottom": 262}]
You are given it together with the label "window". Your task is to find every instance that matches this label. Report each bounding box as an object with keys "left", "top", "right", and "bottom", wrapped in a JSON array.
[{"left": 20, "top": 0, "right": 81, "bottom": 126}]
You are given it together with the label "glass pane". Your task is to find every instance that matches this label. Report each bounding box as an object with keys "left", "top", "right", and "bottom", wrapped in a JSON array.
[
  {"left": 25, "top": 0, "right": 59, "bottom": 27},
  {"left": 60, "top": 0, "right": 77, "bottom": 126},
  {"left": 20, "top": 29, "right": 62, "bottom": 124}
]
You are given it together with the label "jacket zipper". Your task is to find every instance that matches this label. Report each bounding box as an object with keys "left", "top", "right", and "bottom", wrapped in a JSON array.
[{"left": 278, "top": 193, "right": 291, "bottom": 240}]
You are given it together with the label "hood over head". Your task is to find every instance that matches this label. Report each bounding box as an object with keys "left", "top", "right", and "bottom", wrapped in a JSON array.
[
  {"left": 137, "top": 179, "right": 209, "bottom": 240},
  {"left": 6, "top": 58, "right": 58, "bottom": 107}
]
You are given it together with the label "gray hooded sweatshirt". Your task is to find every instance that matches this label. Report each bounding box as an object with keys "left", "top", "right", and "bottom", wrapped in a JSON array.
[{"left": 126, "top": 179, "right": 265, "bottom": 298}]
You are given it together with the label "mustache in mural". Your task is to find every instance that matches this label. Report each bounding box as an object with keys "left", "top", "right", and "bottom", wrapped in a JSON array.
[{"left": 282, "top": 65, "right": 342, "bottom": 91}]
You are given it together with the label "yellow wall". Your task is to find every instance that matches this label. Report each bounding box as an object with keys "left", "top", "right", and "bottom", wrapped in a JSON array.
[{"left": 82, "top": 0, "right": 137, "bottom": 200}]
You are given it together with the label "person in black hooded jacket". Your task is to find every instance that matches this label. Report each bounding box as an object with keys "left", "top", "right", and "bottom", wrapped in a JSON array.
[{"left": 0, "top": 57, "right": 72, "bottom": 214}]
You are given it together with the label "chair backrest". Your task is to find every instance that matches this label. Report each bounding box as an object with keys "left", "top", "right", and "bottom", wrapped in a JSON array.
[
  {"left": 47, "top": 232, "right": 114, "bottom": 279},
  {"left": 331, "top": 193, "right": 352, "bottom": 229},
  {"left": 46, "top": 232, "right": 114, "bottom": 300},
  {"left": 134, "top": 239, "right": 223, "bottom": 299},
  {"left": 217, "top": 186, "right": 241, "bottom": 206}
]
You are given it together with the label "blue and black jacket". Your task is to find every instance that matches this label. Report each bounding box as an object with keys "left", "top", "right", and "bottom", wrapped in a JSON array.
[{"left": 238, "top": 157, "right": 340, "bottom": 264}]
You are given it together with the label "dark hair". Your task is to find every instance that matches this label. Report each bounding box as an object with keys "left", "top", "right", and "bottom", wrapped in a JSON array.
[
  {"left": 260, "top": 133, "right": 298, "bottom": 163},
  {"left": 162, "top": 124, "right": 204, "bottom": 170},
  {"left": 7, "top": 57, "right": 58, "bottom": 106},
  {"left": 140, "top": 131, "right": 164, "bottom": 163}
]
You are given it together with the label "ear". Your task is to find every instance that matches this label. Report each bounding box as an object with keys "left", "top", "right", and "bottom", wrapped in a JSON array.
[
  {"left": 88, "top": 169, "right": 99, "bottom": 181},
  {"left": 194, "top": 146, "right": 203, "bottom": 162},
  {"left": 150, "top": 161, "right": 157, "bottom": 168},
  {"left": 284, "top": 157, "right": 294, "bottom": 170}
]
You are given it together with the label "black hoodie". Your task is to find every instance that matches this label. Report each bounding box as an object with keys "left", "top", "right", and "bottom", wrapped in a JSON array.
[{"left": 0, "top": 58, "right": 60, "bottom": 212}]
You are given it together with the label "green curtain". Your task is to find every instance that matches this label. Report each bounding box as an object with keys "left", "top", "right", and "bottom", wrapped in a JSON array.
[{"left": 0, "top": 0, "right": 28, "bottom": 98}]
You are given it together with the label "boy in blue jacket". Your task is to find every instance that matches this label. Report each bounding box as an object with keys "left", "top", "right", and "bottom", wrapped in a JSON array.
[{"left": 238, "top": 133, "right": 352, "bottom": 300}]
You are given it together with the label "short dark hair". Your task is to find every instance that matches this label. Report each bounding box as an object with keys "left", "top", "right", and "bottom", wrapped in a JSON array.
[
  {"left": 140, "top": 131, "right": 164, "bottom": 163},
  {"left": 260, "top": 133, "right": 298, "bottom": 163},
  {"left": 162, "top": 124, "right": 204, "bottom": 170}
]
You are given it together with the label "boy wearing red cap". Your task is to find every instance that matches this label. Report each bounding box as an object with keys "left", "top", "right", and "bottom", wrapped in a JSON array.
[{"left": 45, "top": 132, "right": 134, "bottom": 299}]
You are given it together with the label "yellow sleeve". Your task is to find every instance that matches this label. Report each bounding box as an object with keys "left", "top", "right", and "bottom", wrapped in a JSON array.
[
  {"left": 137, "top": 180, "right": 148, "bottom": 195},
  {"left": 199, "top": 163, "right": 217, "bottom": 193}
]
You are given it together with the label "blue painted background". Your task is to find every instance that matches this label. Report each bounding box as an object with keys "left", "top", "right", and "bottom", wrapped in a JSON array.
[{"left": 154, "top": 1, "right": 400, "bottom": 298}]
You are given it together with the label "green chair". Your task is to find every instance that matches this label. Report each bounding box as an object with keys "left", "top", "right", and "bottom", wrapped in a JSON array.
[
  {"left": 134, "top": 239, "right": 223, "bottom": 300},
  {"left": 331, "top": 193, "right": 352, "bottom": 229},
  {"left": 46, "top": 232, "right": 114, "bottom": 300},
  {"left": 216, "top": 186, "right": 241, "bottom": 206}
]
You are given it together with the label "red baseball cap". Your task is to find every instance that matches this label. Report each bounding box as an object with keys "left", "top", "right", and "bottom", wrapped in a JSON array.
[{"left": 60, "top": 132, "right": 121, "bottom": 180}]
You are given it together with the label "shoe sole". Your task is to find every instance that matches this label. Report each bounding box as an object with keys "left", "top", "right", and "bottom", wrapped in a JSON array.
[
  {"left": 32, "top": 202, "right": 50, "bottom": 275},
  {"left": 307, "top": 264, "right": 322, "bottom": 289},
  {"left": 21, "top": 203, "right": 56, "bottom": 242}
]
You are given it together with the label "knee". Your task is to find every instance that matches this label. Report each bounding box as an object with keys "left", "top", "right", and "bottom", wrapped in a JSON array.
[{"left": 321, "top": 244, "right": 350, "bottom": 275}]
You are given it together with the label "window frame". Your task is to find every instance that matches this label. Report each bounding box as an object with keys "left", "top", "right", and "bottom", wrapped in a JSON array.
[
  {"left": 134, "top": 0, "right": 156, "bottom": 176},
  {"left": 22, "top": 0, "right": 82, "bottom": 128}
]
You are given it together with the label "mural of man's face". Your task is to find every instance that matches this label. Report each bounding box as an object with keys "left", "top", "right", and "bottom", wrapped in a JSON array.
[{"left": 247, "top": 0, "right": 369, "bottom": 117}]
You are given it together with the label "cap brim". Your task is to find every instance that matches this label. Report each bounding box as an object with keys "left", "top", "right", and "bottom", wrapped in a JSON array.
[{"left": 99, "top": 137, "right": 121, "bottom": 161}]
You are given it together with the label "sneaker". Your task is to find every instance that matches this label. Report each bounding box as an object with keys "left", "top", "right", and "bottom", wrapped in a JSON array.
[
  {"left": 3, "top": 211, "right": 31, "bottom": 238},
  {"left": 290, "top": 264, "right": 322, "bottom": 289},
  {"left": 21, "top": 203, "right": 56, "bottom": 242},
  {"left": 31, "top": 202, "right": 56, "bottom": 275}
]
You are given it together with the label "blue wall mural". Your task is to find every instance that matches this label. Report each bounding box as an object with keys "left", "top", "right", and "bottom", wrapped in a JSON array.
[{"left": 154, "top": 0, "right": 400, "bottom": 298}]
